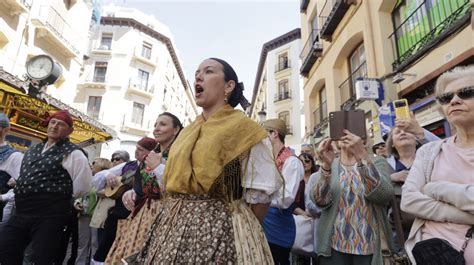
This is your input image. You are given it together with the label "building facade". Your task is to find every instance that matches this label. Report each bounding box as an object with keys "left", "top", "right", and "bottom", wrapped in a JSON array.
[
  {"left": 249, "top": 28, "right": 304, "bottom": 152},
  {"left": 0, "top": 0, "right": 117, "bottom": 156},
  {"left": 77, "top": 5, "right": 198, "bottom": 158},
  {"left": 0, "top": 0, "right": 97, "bottom": 104},
  {"left": 300, "top": 0, "right": 472, "bottom": 147}
]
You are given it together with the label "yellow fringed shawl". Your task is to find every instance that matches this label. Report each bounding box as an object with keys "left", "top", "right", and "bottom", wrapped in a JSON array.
[{"left": 164, "top": 105, "right": 268, "bottom": 194}]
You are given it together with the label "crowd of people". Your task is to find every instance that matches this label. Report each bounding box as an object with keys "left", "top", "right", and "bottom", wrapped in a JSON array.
[{"left": 0, "top": 59, "right": 472, "bottom": 265}]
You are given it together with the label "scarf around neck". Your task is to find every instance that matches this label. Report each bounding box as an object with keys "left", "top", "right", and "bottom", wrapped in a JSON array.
[
  {"left": 0, "top": 144, "right": 16, "bottom": 164},
  {"left": 164, "top": 105, "right": 268, "bottom": 194}
]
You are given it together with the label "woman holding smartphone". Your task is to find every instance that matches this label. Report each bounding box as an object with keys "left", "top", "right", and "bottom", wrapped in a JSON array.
[{"left": 311, "top": 129, "right": 395, "bottom": 265}]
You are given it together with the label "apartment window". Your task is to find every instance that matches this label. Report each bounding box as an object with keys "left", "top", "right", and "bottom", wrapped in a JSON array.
[
  {"left": 391, "top": 0, "right": 470, "bottom": 68},
  {"left": 141, "top": 42, "right": 152, "bottom": 59},
  {"left": 277, "top": 79, "right": 290, "bottom": 100},
  {"left": 339, "top": 43, "right": 367, "bottom": 105},
  {"left": 131, "top": 102, "right": 145, "bottom": 126},
  {"left": 87, "top": 96, "right": 102, "bottom": 119},
  {"left": 277, "top": 52, "right": 289, "bottom": 71},
  {"left": 350, "top": 43, "right": 367, "bottom": 91},
  {"left": 320, "top": 87, "right": 327, "bottom": 120},
  {"left": 99, "top": 33, "right": 112, "bottom": 50},
  {"left": 93, "top": 62, "right": 107, "bottom": 82},
  {"left": 137, "top": 69, "right": 149, "bottom": 91}
]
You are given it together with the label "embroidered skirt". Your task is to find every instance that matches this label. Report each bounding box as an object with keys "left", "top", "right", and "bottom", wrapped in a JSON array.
[
  {"left": 127, "top": 194, "right": 273, "bottom": 264},
  {"left": 105, "top": 199, "right": 162, "bottom": 264}
]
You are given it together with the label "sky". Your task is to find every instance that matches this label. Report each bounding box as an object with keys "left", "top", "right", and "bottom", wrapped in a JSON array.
[{"left": 102, "top": 0, "right": 300, "bottom": 100}]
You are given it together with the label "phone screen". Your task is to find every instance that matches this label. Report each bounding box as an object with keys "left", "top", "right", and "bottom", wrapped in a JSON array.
[
  {"left": 329, "top": 110, "right": 367, "bottom": 140},
  {"left": 393, "top": 99, "right": 410, "bottom": 119}
]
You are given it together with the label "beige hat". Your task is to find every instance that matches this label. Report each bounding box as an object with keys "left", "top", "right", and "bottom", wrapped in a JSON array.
[{"left": 263, "top": 119, "right": 287, "bottom": 136}]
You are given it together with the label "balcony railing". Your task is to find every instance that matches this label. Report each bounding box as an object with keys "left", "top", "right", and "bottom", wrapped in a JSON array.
[
  {"left": 121, "top": 114, "right": 148, "bottom": 135},
  {"left": 300, "top": 29, "right": 323, "bottom": 75},
  {"left": 389, "top": 0, "right": 470, "bottom": 70},
  {"left": 319, "top": 0, "right": 354, "bottom": 40},
  {"left": 312, "top": 104, "right": 328, "bottom": 127},
  {"left": 87, "top": 110, "right": 101, "bottom": 120},
  {"left": 274, "top": 90, "right": 292, "bottom": 102},
  {"left": 31, "top": 5, "right": 82, "bottom": 57},
  {"left": 97, "top": 44, "right": 111, "bottom": 50},
  {"left": 133, "top": 47, "right": 157, "bottom": 67},
  {"left": 338, "top": 61, "right": 367, "bottom": 110},
  {"left": 128, "top": 78, "right": 154, "bottom": 94},
  {"left": 300, "top": 0, "right": 310, "bottom": 12},
  {"left": 92, "top": 75, "right": 106, "bottom": 83},
  {"left": 313, "top": 106, "right": 322, "bottom": 126},
  {"left": 313, "top": 115, "right": 329, "bottom": 137},
  {"left": 275, "top": 60, "right": 291, "bottom": 73}
]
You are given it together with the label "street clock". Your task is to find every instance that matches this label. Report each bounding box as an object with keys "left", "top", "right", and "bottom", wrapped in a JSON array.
[{"left": 26, "top": 55, "right": 62, "bottom": 85}]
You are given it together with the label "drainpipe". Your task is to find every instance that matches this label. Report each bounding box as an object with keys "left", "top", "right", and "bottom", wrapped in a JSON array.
[{"left": 363, "top": 0, "right": 377, "bottom": 77}]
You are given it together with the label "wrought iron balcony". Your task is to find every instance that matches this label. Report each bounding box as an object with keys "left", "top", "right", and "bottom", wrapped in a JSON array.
[
  {"left": 300, "top": 0, "right": 310, "bottom": 12},
  {"left": 92, "top": 75, "right": 106, "bottom": 83},
  {"left": 275, "top": 60, "right": 291, "bottom": 73},
  {"left": 300, "top": 29, "right": 322, "bottom": 76},
  {"left": 312, "top": 105, "right": 328, "bottom": 127},
  {"left": 127, "top": 78, "right": 154, "bottom": 98},
  {"left": 313, "top": 116, "right": 329, "bottom": 136},
  {"left": 274, "top": 91, "right": 292, "bottom": 102},
  {"left": 389, "top": 0, "right": 470, "bottom": 71},
  {"left": 338, "top": 61, "right": 367, "bottom": 110},
  {"left": 87, "top": 110, "right": 101, "bottom": 120},
  {"left": 319, "top": 0, "right": 354, "bottom": 41},
  {"left": 31, "top": 5, "right": 82, "bottom": 58},
  {"left": 132, "top": 47, "right": 157, "bottom": 67}
]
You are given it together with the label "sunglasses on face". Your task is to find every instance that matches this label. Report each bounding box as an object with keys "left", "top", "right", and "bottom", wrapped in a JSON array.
[
  {"left": 436, "top": 86, "right": 474, "bottom": 105},
  {"left": 111, "top": 157, "right": 121, "bottom": 162}
]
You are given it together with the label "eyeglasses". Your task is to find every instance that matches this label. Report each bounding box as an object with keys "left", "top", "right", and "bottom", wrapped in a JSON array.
[
  {"left": 111, "top": 157, "right": 121, "bottom": 162},
  {"left": 436, "top": 87, "right": 474, "bottom": 105}
]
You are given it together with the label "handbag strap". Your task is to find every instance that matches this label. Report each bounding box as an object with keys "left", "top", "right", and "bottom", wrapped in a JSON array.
[
  {"left": 460, "top": 225, "right": 474, "bottom": 253},
  {"left": 390, "top": 196, "right": 406, "bottom": 246}
]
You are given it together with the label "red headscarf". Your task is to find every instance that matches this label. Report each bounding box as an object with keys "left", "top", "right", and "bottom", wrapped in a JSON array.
[
  {"left": 42, "top": 110, "right": 74, "bottom": 128},
  {"left": 138, "top": 137, "right": 157, "bottom": 151}
]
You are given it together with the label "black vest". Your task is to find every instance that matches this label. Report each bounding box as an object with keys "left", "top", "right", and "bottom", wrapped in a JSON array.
[{"left": 14, "top": 138, "right": 78, "bottom": 217}]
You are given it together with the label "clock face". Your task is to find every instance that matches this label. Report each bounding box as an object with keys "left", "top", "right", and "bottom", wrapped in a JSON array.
[{"left": 27, "top": 55, "right": 54, "bottom": 80}]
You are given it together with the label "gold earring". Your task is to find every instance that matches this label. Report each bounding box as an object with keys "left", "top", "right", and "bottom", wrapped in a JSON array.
[{"left": 224, "top": 92, "right": 229, "bottom": 103}]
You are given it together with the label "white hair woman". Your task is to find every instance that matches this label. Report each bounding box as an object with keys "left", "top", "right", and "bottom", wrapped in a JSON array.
[{"left": 401, "top": 65, "right": 474, "bottom": 264}]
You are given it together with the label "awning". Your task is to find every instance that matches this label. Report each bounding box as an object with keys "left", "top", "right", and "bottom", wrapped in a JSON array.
[{"left": 0, "top": 69, "right": 116, "bottom": 148}]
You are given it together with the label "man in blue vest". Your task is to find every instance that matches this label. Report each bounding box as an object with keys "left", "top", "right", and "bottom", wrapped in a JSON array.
[
  {"left": 0, "top": 110, "right": 92, "bottom": 265},
  {"left": 262, "top": 119, "right": 304, "bottom": 265}
]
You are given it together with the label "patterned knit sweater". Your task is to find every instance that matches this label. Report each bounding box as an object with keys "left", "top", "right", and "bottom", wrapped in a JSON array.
[{"left": 310, "top": 156, "right": 395, "bottom": 265}]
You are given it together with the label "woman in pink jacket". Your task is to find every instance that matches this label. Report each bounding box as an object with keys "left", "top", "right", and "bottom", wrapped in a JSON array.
[{"left": 401, "top": 65, "right": 474, "bottom": 264}]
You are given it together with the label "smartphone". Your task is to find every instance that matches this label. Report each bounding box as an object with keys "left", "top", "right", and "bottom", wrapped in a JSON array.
[
  {"left": 393, "top": 99, "right": 410, "bottom": 119},
  {"left": 329, "top": 110, "right": 367, "bottom": 140}
]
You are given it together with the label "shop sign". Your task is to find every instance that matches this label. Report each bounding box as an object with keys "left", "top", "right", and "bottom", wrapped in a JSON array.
[{"left": 414, "top": 101, "right": 443, "bottom": 127}]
